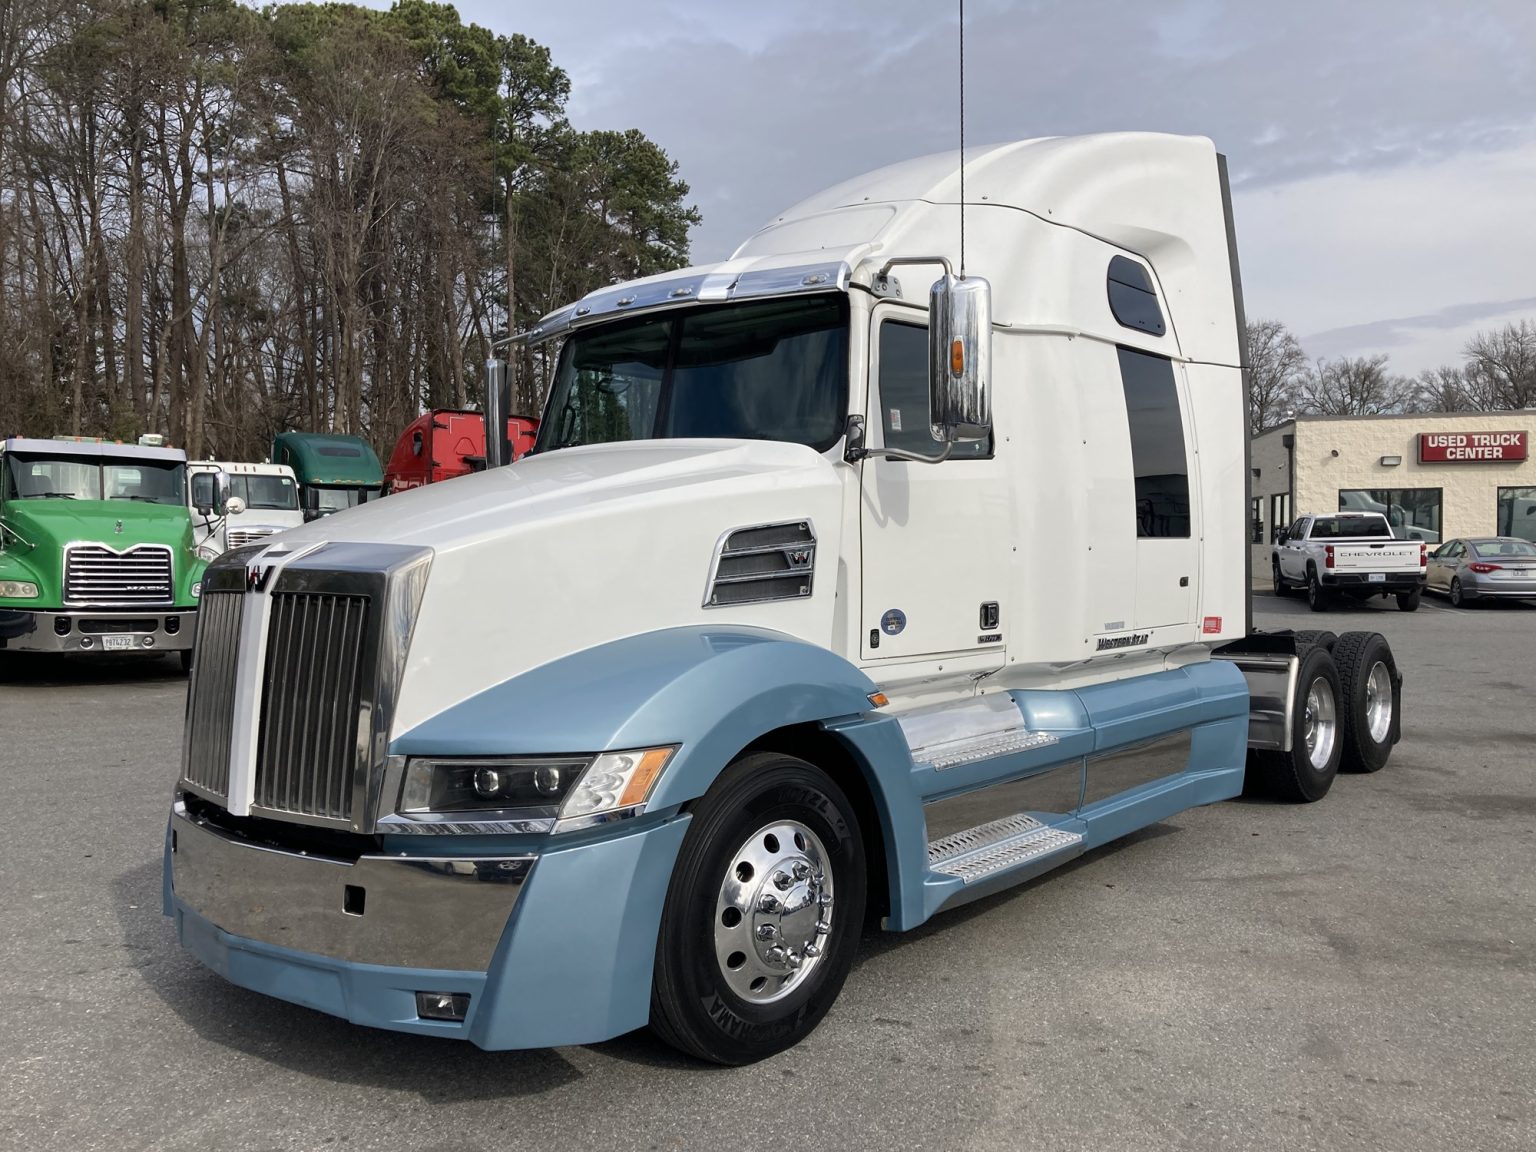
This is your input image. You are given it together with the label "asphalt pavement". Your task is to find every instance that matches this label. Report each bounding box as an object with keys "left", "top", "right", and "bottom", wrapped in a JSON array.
[{"left": 0, "top": 591, "right": 1532, "bottom": 1152}]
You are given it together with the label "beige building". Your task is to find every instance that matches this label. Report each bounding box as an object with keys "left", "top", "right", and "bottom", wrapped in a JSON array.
[{"left": 1251, "top": 411, "right": 1536, "bottom": 571}]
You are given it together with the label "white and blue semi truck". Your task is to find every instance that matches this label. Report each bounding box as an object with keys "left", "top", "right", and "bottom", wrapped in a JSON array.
[{"left": 166, "top": 133, "right": 1404, "bottom": 1064}]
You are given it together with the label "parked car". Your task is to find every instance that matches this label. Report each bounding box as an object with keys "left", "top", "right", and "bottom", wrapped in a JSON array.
[
  {"left": 1426, "top": 537, "right": 1536, "bottom": 606},
  {"left": 1272, "top": 511, "right": 1427, "bottom": 611}
]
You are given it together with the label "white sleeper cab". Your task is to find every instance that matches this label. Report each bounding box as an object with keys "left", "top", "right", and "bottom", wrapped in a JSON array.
[{"left": 165, "top": 133, "right": 1405, "bottom": 1064}]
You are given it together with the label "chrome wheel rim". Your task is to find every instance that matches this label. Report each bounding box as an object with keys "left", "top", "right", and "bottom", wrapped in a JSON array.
[
  {"left": 714, "top": 820, "right": 833, "bottom": 1004},
  {"left": 1365, "top": 661, "right": 1392, "bottom": 744},
  {"left": 1303, "top": 675, "right": 1337, "bottom": 770}
]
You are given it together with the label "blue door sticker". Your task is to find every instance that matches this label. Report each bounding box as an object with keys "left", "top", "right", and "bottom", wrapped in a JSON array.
[{"left": 881, "top": 609, "right": 907, "bottom": 636}]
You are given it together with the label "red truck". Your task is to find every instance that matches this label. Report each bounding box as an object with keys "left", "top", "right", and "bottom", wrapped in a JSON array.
[{"left": 384, "top": 409, "right": 538, "bottom": 493}]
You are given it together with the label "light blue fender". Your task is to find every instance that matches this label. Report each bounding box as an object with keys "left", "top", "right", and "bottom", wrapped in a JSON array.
[{"left": 388, "top": 625, "right": 892, "bottom": 1047}]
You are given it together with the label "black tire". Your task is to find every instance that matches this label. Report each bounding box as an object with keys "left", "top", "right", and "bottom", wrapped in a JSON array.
[
  {"left": 1396, "top": 587, "right": 1421, "bottom": 612},
  {"left": 1449, "top": 578, "right": 1470, "bottom": 608},
  {"left": 1332, "top": 631, "right": 1398, "bottom": 773},
  {"left": 1306, "top": 567, "right": 1330, "bottom": 612},
  {"left": 1245, "top": 646, "right": 1343, "bottom": 803},
  {"left": 650, "top": 751, "right": 867, "bottom": 1064},
  {"left": 1272, "top": 560, "right": 1289, "bottom": 596},
  {"left": 179, "top": 649, "right": 194, "bottom": 675},
  {"left": 1292, "top": 630, "right": 1338, "bottom": 656}
]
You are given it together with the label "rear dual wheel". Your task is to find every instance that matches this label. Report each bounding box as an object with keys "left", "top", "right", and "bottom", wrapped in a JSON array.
[
  {"left": 1248, "top": 645, "right": 1342, "bottom": 802},
  {"left": 651, "top": 752, "right": 866, "bottom": 1065},
  {"left": 1333, "top": 631, "right": 1398, "bottom": 773}
]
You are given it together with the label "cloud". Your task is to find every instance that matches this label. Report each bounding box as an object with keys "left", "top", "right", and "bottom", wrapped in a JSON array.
[{"left": 368, "top": 0, "right": 1536, "bottom": 372}]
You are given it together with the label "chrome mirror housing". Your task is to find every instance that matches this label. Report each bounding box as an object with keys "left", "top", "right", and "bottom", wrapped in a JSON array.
[{"left": 928, "top": 273, "right": 992, "bottom": 443}]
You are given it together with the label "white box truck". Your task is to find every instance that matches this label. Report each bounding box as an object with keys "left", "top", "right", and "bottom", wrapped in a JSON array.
[
  {"left": 164, "top": 133, "right": 1404, "bottom": 1064},
  {"left": 187, "top": 461, "right": 303, "bottom": 560}
]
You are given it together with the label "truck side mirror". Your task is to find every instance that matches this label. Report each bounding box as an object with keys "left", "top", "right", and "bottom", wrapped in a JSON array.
[
  {"left": 224, "top": 495, "right": 246, "bottom": 517},
  {"left": 928, "top": 273, "right": 993, "bottom": 443},
  {"left": 302, "top": 488, "right": 321, "bottom": 521}
]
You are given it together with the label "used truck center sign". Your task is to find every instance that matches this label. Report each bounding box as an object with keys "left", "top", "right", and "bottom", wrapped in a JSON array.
[{"left": 1418, "top": 431, "right": 1528, "bottom": 463}]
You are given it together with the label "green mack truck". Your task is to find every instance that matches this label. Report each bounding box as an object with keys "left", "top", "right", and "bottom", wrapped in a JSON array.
[{"left": 0, "top": 437, "right": 206, "bottom": 670}]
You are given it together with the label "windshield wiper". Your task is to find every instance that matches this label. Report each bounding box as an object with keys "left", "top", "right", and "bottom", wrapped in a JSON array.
[
  {"left": 20, "top": 491, "right": 77, "bottom": 499},
  {"left": 112, "top": 495, "right": 165, "bottom": 502}
]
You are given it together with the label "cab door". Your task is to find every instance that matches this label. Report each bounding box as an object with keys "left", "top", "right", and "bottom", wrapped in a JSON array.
[{"left": 858, "top": 305, "right": 1009, "bottom": 666}]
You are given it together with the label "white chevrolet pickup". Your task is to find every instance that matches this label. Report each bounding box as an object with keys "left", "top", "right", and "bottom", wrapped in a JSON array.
[{"left": 1272, "top": 512, "right": 1427, "bottom": 611}]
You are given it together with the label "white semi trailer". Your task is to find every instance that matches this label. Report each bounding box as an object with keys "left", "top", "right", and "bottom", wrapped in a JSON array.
[{"left": 165, "top": 133, "right": 1404, "bottom": 1064}]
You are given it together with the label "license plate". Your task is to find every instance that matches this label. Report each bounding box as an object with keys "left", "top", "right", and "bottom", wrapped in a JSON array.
[
  {"left": 101, "top": 634, "right": 138, "bottom": 651},
  {"left": 1368, "top": 573, "right": 1386, "bottom": 583}
]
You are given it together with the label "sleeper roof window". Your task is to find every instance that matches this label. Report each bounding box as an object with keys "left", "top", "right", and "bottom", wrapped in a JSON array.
[{"left": 1107, "top": 255, "right": 1166, "bottom": 337}]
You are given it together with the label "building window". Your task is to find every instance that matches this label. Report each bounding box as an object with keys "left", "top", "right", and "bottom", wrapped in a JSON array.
[
  {"left": 1250, "top": 497, "right": 1263, "bottom": 543},
  {"left": 1497, "top": 487, "right": 1536, "bottom": 543},
  {"left": 1106, "top": 256, "right": 1167, "bottom": 336},
  {"left": 1270, "top": 493, "right": 1291, "bottom": 542},
  {"left": 1117, "top": 346, "right": 1189, "bottom": 537},
  {"left": 1338, "top": 488, "right": 1442, "bottom": 543},
  {"left": 876, "top": 320, "right": 989, "bottom": 458}
]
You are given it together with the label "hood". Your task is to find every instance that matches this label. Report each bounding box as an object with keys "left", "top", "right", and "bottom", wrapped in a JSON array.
[
  {"left": 277, "top": 439, "right": 847, "bottom": 737},
  {"left": 2, "top": 499, "right": 194, "bottom": 554}
]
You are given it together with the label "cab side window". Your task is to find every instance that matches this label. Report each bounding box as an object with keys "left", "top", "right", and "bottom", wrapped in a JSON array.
[{"left": 876, "top": 320, "right": 989, "bottom": 458}]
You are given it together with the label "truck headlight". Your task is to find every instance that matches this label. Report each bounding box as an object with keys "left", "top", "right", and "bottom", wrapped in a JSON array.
[
  {"left": 196, "top": 543, "right": 221, "bottom": 563},
  {"left": 0, "top": 580, "right": 39, "bottom": 599},
  {"left": 191, "top": 581, "right": 202, "bottom": 598},
  {"left": 397, "top": 746, "right": 677, "bottom": 832}
]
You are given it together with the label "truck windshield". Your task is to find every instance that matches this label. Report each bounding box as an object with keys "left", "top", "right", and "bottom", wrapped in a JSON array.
[
  {"left": 534, "top": 294, "right": 849, "bottom": 455},
  {"left": 2, "top": 452, "right": 185, "bottom": 505},
  {"left": 310, "top": 485, "right": 381, "bottom": 515},
  {"left": 231, "top": 474, "right": 298, "bottom": 511}
]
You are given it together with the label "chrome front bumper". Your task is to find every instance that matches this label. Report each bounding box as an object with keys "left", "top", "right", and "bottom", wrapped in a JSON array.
[
  {"left": 0, "top": 608, "right": 197, "bottom": 652},
  {"left": 168, "top": 802, "right": 533, "bottom": 971}
]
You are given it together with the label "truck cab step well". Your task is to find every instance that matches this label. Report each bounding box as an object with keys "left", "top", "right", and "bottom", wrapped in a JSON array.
[
  {"left": 927, "top": 812, "right": 1084, "bottom": 883},
  {"left": 897, "top": 694, "right": 1059, "bottom": 771}
]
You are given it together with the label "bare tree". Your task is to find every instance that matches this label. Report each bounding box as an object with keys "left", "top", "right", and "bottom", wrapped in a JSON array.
[
  {"left": 1300, "top": 354, "right": 1408, "bottom": 416},
  {"left": 1463, "top": 319, "right": 1536, "bottom": 411},
  {"left": 1245, "top": 318, "right": 1307, "bottom": 432}
]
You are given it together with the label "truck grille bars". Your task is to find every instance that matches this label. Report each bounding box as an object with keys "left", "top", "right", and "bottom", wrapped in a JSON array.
[
  {"left": 180, "top": 542, "right": 432, "bottom": 831},
  {"left": 64, "top": 543, "right": 173, "bottom": 606}
]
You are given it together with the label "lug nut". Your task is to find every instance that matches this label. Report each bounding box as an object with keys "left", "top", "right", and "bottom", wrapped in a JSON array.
[
  {"left": 815, "top": 920, "right": 831, "bottom": 936},
  {"left": 785, "top": 951, "right": 803, "bottom": 969},
  {"left": 818, "top": 891, "right": 833, "bottom": 906},
  {"left": 759, "top": 894, "right": 781, "bottom": 913},
  {"left": 792, "top": 862, "right": 811, "bottom": 881},
  {"left": 803, "top": 943, "right": 821, "bottom": 958},
  {"left": 756, "top": 924, "right": 777, "bottom": 940},
  {"left": 767, "top": 945, "right": 788, "bottom": 964},
  {"left": 773, "top": 871, "right": 792, "bottom": 891}
]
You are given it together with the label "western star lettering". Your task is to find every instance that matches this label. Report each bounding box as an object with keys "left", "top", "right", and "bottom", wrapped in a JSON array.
[{"left": 1096, "top": 632, "right": 1150, "bottom": 651}]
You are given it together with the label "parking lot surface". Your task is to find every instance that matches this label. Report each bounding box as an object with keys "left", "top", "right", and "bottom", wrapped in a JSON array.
[{"left": 1, "top": 592, "right": 1532, "bottom": 1152}]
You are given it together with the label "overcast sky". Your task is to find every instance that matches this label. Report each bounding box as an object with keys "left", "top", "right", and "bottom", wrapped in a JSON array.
[{"left": 441, "top": 0, "right": 1535, "bottom": 376}]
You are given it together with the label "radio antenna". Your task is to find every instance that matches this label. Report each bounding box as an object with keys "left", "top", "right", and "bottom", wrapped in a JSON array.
[{"left": 958, "top": 0, "right": 966, "bottom": 277}]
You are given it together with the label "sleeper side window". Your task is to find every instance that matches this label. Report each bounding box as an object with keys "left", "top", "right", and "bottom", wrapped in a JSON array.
[
  {"left": 1117, "top": 346, "right": 1190, "bottom": 538},
  {"left": 876, "top": 320, "right": 989, "bottom": 459},
  {"left": 1107, "top": 255, "right": 1166, "bottom": 336}
]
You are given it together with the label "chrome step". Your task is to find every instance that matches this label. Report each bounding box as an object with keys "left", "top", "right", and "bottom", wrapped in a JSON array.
[
  {"left": 928, "top": 813, "right": 1084, "bottom": 884},
  {"left": 897, "top": 694, "right": 1059, "bottom": 771}
]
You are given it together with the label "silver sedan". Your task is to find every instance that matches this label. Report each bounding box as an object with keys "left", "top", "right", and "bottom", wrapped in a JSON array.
[{"left": 1426, "top": 537, "right": 1536, "bottom": 606}]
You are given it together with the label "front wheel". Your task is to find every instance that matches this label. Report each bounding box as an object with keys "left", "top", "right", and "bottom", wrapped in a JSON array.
[
  {"left": 1272, "top": 561, "right": 1289, "bottom": 597},
  {"left": 650, "top": 752, "right": 866, "bottom": 1064}
]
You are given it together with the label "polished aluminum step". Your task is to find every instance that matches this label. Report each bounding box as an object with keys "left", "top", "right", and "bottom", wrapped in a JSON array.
[
  {"left": 928, "top": 813, "right": 1084, "bottom": 884},
  {"left": 897, "top": 694, "right": 1059, "bottom": 771}
]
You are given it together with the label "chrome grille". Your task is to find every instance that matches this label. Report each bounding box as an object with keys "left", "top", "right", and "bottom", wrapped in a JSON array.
[
  {"left": 252, "top": 592, "right": 373, "bottom": 823},
  {"left": 227, "top": 527, "right": 276, "bottom": 548},
  {"left": 182, "top": 591, "right": 244, "bottom": 801},
  {"left": 64, "top": 543, "right": 173, "bottom": 606},
  {"left": 703, "top": 520, "right": 817, "bottom": 607}
]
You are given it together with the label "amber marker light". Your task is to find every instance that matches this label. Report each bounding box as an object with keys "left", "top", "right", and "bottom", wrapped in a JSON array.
[
  {"left": 950, "top": 339, "right": 965, "bottom": 376},
  {"left": 618, "top": 746, "right": 676, "bottom": 807},
  {"left": 867, "top": 692, "right": 889, "bottom": 708}
]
